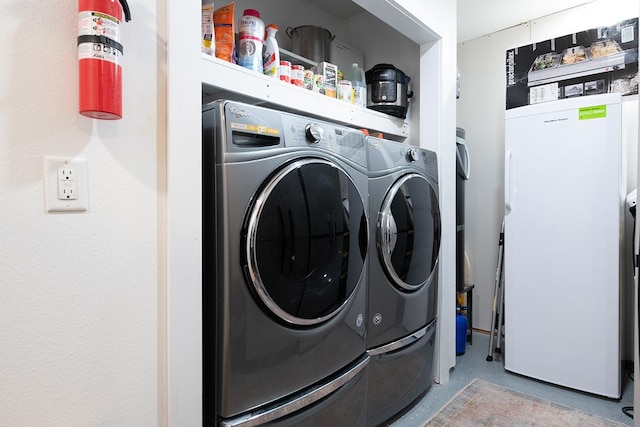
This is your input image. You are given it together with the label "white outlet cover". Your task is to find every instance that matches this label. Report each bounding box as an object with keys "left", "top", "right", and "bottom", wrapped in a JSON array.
[{"left": 44, "top": 156, "right": 89, "bottom": 213}]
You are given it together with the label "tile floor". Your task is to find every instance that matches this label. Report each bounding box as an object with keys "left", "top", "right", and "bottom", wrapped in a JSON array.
[{"left": 391, "top": 331, "right": 634, "bottom": 426}]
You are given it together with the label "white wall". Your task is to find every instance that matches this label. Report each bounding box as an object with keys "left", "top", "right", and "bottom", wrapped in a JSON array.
[
  {"left": 166, "top": 0, "right": 202, "bottom": 424},
  {"left": 458, "top": 0, "right": 639, "bottom": 360},
  {"left": 0, "top": 1, "right": 166, "bottom": 425}
]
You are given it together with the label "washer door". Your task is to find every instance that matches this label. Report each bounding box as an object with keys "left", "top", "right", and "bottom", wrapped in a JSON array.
[
  {"left": 245, "top": 158, "right": 368, "bottom": 326},
  {"left": 378, "top": 173, "right": 441, "bottom": 291}
]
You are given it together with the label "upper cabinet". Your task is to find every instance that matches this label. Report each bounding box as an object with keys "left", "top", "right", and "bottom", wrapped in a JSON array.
[{"left": 201, "top": 0, "right": 441, "bottom": 142}]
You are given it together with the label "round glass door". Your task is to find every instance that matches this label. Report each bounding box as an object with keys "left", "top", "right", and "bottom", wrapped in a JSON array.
[
  {"left": 244, "top": 158, "right": 368, "bottom": 326},
  {"left": 378, "top": 173, "right": 441, "bottom": 291}
]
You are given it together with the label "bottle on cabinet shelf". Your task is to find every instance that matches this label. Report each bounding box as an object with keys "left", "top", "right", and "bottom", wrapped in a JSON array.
[
  {"left": 237, "top": 9, "right": 264, "bottom": 73},
  {"left": 344, "top": 63, "right": 367, "bottom": 108},
  {"left": 263, "top": 24, "right": 280, "bottom": 78}
]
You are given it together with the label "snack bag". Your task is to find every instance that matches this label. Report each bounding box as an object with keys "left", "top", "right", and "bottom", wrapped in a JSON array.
[
  {"left": 201, "top": 1, "right": 215, "bottom": 57},
  {"left": 213, "top": 2, "right": 235, "bottom": 62}
]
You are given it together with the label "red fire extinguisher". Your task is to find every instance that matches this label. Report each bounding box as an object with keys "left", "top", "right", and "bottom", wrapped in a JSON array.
[{"left": 78, "top": 0, "right": 131, "bottom": 120}]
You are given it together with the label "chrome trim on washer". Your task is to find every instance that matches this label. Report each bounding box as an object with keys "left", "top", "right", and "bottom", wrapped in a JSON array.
[
  {"left": 367, "top": 318, "right": 437, "bottom": 356},
  {"left": 245, "top": 158, "right": 367, "bottom": 326},
  {"left": 378, "top": 173, "right": 439, "bottom": 291},
  {"left": 219, "top": 356, "right": 370, "bottom": 427}
]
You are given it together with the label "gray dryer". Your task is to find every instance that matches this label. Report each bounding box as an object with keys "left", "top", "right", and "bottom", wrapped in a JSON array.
[{"left": 365, "top": 137, "right": 441, "bottom": 426}]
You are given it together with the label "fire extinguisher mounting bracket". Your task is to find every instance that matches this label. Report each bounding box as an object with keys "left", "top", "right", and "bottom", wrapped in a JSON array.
[{"left": 77, "top": 35, "right": 124, "bottom": 55}]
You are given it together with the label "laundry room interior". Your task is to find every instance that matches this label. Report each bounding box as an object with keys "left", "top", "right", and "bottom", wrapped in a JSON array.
[{"left": 1, "top": 0, "right": 639, "bottom": 426}]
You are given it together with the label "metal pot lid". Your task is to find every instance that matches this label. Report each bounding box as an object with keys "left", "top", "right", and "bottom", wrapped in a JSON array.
[{"left": 285, "top": 25, "right": 335, "bottom": 40}]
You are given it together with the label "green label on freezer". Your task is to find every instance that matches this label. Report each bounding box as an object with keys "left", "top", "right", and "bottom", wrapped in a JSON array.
[{"left": 579, "top": 105, "right": 607, "bottom": 120}]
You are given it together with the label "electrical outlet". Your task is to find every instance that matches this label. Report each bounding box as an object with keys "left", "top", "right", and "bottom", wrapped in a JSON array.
[
  {"left": 57, "top": 167, "right": 78, "bottom": 200},
  {"left": 44, "top": 156, "right": 88, "bottom": 213}
]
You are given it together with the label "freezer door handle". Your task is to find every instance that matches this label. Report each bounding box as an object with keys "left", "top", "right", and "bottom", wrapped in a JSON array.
[{"left": 505, "top": 150, "right": 513, "bottom": 214}]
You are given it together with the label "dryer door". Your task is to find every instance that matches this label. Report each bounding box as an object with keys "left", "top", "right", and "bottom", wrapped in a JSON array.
[
  {"left": 244, "top": 158, "right": 368, "bottom": 326},
  {"left": 378, "top": 173, "right": 441, "bottom": 291}
]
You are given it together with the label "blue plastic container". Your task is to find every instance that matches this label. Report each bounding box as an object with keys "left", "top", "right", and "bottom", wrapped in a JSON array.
[{"left": 456, "top": 313, "right": 468, "bottom": 355}]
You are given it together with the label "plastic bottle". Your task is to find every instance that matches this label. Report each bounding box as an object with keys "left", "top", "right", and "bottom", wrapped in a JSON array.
[
  {"left": 344, "top": 63, "right": 367, "bottom": 108},
  {"left": 263, "top": 24, "right": 280, "bottom": 78},
  {"left": 456, "top": 309, "right": 468, "bottom": 355},
  {"left": 237, "top": 9, "right": 265, "bottom": 72}
]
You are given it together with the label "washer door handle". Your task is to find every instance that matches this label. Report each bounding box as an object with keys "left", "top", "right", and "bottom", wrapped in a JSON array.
[{"left": 381, "top": 211, "right": 397, "bottom": 256}]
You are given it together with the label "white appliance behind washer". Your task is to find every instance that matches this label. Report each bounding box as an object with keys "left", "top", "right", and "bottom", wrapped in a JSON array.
[
  {"left": 203, "top": 100, "right": 370, "bottom": 426},
  {"left": 365, "top": 137, "right": 441, "bottom": 426},
  {"left": 504, "top": 94, "right": 622, "bottom": 398}
]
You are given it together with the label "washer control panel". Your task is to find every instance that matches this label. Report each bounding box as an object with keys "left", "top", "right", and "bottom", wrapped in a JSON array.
[
  {"left": 217, "top": 100, "right": 368, "bottom": 168},
  {"left": 281, "top": 114, "right": 367, "bottom": 168}
]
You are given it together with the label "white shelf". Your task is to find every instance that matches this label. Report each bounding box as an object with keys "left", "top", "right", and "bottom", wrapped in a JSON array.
[
  {"left": 278, "top": 48, "right": 317, "bottom": 68},
  {"left": 201, "top": 54, "right": 410, "bottom": 139}
]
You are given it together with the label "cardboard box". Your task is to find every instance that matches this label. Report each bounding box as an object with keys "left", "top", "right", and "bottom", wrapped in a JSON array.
[
  {"left": 505, "top": 17, "right": 638, "bottom": 109},
  {"left": 312, "top": 61, "right": 338, "bottom": 98}
]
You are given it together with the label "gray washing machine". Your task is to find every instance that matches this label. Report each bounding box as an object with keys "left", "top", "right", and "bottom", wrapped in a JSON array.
[
  {"left": 203, "top": 100, "right": 370, "bottom": 426},
  {"left": 365, "top": 137, "right": 440, "bottom": 426}
]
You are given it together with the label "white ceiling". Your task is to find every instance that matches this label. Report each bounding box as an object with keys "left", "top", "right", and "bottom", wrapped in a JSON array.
[
  {"left": 457, "top": 0, "right": 597, "bottom": 42},
  {"left": 305, "top": 0, "right": 597, "bottom": 43}
]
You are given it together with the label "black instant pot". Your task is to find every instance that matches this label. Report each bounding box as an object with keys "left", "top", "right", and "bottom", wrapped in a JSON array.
[{"left": 365, "top": 64, "right": 413, "bottom": 119}]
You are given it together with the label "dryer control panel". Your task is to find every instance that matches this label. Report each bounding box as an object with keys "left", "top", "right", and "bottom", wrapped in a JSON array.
[{"left": 367, "top": 136, "right": 438, "bottom": 181}]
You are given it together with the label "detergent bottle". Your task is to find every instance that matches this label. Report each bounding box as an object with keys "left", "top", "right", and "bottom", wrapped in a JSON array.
[
  {"left": 263, "top": 24, "right": 280, "bottom": 78},
  {"left": 237, "top": 9, "right": 265, "bottom": 72}
]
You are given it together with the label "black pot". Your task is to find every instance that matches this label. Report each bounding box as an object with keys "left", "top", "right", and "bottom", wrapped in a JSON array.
[{"left": 365, "top": 64, "right": 413, "bottom": 119}]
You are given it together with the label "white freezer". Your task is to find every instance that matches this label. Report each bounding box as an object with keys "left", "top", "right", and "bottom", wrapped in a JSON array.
[{"left": 504, "top": 93, "right": 623, "bottom": 398}]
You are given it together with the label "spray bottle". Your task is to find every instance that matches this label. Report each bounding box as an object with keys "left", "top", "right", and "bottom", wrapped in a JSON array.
[{"left": 263, "top": 24, "right": 280, "bottom": 78}]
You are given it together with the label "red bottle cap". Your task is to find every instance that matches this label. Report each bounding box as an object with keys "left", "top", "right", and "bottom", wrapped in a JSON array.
[{"left": 243, "top": 9, "right": 260, "bottom": 18}]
